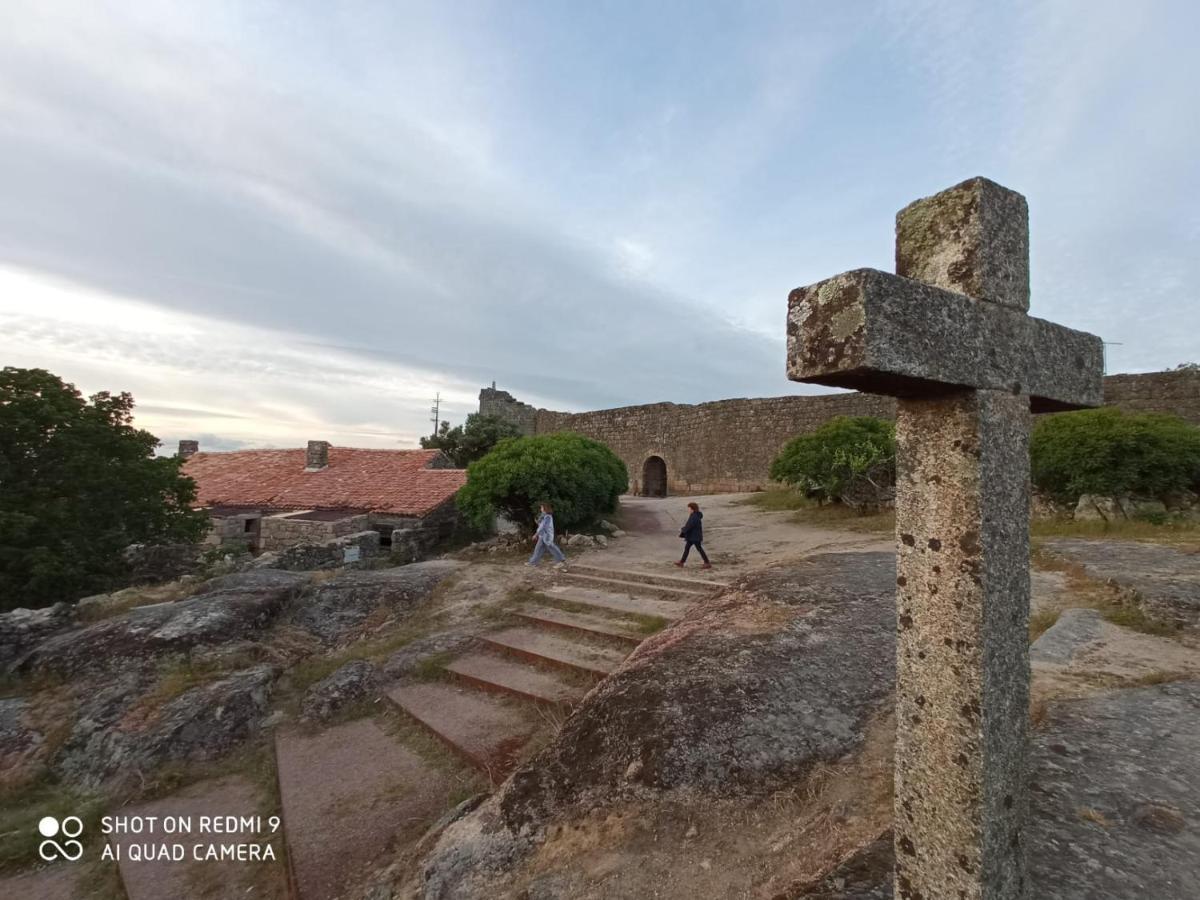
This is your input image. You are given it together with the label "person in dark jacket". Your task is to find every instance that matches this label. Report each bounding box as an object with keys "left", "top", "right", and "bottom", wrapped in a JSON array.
[{"left": 675, "top": 502, "right": 712, "bottom": 569}]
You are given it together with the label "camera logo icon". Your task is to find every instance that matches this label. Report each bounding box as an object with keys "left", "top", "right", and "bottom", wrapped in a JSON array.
[{"left": 38, "top": 816, "right": 84, "bottom": 862}]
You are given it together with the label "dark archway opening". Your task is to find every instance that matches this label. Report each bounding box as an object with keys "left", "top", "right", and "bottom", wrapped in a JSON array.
[{"left": 641, "top": 456, "right": 668, "bottom": 497}]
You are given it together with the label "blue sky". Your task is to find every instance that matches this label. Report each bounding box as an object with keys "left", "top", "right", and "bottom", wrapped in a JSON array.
[{"left": 1, "top": 1, "right": 1196, "bottom": 449}]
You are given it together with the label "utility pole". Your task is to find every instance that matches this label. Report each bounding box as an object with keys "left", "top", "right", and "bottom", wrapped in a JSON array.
[{"left": 430, "top": 393, "right": 441, "bottom": 438}]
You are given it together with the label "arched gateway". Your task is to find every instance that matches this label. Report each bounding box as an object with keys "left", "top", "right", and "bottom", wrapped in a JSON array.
[{"left": 641, "top": 456, "right": 667, "bottom": 497}]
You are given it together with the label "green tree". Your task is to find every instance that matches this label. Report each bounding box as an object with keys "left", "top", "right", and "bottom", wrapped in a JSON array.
[
  {"left": 421, "top": 413, "right": 522, "bottom": 467},
  {"left": 0, "top": 368, "right": 208, "bottom": 610},
  {"left": 1031, "top": 407, "right": 1200, "bottom": 504},
  {"left": 769, "top": 416, "right": 896, "bottom": 509},
  {"left": 456, "top": 432, "right": 628, "bottom": 533}
]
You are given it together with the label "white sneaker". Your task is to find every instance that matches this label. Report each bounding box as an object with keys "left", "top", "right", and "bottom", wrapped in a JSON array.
[{"left": 554, "top": 562, "right": 567, "bottom": 570}]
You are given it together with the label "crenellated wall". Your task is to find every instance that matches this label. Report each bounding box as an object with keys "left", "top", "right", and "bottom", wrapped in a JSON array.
[{"left": 480, "top": 370, "right": 1200, "bottom": 496}]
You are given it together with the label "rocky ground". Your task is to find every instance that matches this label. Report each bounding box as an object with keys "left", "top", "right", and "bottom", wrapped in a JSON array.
[{"left": 2, "top": 495, "right": 1198, "bottom": 899}]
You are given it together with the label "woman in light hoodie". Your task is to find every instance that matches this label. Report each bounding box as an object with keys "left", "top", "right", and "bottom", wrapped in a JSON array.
[{"left": 527, "top": 502, "right": 568, "bottom": 568}]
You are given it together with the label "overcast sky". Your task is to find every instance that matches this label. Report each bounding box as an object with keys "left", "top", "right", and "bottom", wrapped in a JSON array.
[{"left": 2, "top": 1, "right": 1197, "bottom": 451}]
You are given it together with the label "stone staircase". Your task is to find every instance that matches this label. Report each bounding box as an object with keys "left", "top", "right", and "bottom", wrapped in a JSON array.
[
  {"left": 385, "top": 563, "right": 730, "bottom": 783},
  {"left": 99, "top": 563, "right": 731, "bottom": 900}
]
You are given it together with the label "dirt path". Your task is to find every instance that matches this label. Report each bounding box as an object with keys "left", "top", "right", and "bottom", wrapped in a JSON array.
[{"left": 573, "top": 494, "right": 891, "bottom": 578}]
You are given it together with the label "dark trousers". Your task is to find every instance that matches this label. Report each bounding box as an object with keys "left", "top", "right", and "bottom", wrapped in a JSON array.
[{"left": 681, "top": 540, "right": 709, "bottom": 564}]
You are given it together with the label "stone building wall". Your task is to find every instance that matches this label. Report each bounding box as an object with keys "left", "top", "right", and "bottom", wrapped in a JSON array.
[
  {"left": 259, "top": 514, "right": 370, "bottom": 552},
  {"left": 481, "top": 370, "right": 1200, "bottom": 496}
]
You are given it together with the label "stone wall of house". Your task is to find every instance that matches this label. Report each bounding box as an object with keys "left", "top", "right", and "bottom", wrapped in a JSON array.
[
  {"left": 480, "top": 370, "right": 1200, "bottom": 495},
  {"left": 374, "top": 499, "right": 462, "bottom": 563},
  {"left": 254, "top": 530, "right": 382, "bottom": 572},
  {"left": 259, "top": 514, "right": 370, "bottom": 552}
]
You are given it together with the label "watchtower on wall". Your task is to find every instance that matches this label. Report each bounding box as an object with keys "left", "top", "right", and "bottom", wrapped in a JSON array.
[{"left": 479, "top": 386, "right": 538, "bottom": 435}]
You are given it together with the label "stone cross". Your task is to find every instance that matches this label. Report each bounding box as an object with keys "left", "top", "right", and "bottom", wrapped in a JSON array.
[{"left": 786, "top": 178, "right": 1103, "bottom": 899}]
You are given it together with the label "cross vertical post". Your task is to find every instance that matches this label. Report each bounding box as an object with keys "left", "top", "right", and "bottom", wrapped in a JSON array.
[{"left": 786, "top": 177, "right": 1104, "bottom": 899}]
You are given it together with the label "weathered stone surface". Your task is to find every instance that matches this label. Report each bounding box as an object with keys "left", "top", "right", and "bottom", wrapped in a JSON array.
[
  {"left": 786, "top": 268, "right": 1103, "bottom": 411},
  {"left": 0, "top": 602, "right": 75, "bottom": 669},
  {"left": 109, "top": 774, "right": 287, "bottom": 900},
  {"left": 1028, "top": 609, "right": 1107, "bottom": 666},
  {"left": 780, "top": 683, "right": 1200, "bottom": 898},
  {"left": 1074, "top": 494, "right": 1169, "bottom": 522},
  {"left": 895, "top": 177, "right": 1030, "bottom": 311},
  {"left": 1042, "top": 538, "right": 1200, "bottom": 627},
  {"left": 381, "top": 630, "right": 478, "bottom": 679},
  {"left": 893, "top": 390, "right": 1030, "bottom": 900},
  {"left": 1027, "top": 680, "right": 1200, "bottom": 898},
  {"left": 286, "top": 560, "right": 461, "bottom": 645},
  {"left": 56, "top": 664, "right": 275, "bottom": 789},
  {"left": 0, "top": 696, "right": 44, "bottom": 785},
  {"left": 253, "top": 529, "right": 381, "bottom": 572},
  {"left": 16, "top": 571, "right": 304, "bottom": 676},
  {"left": 123, "top": 541, "right": 205, "bottom": 584},
  {"left": 299, "top": 659, "right": 380, "bottom": 722},
  {"left": 793, "top": 833, "right": 895, "bottom": 899},
  {"left": 416, "top": 553, "right": 896, "bottom": 895}
]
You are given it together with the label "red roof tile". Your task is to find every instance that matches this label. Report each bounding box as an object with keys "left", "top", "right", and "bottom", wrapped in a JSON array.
[{"left": 184, "top": 448, "right": 466, "bottom": 517}]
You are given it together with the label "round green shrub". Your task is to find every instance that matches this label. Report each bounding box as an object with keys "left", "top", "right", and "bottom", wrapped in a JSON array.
[
  {"left": 1031, "top": 408, "right": 1200, "bottom": 504},
  {"left": 456, "top": 432, "right": 629, "bottom": 533},
  {"left": 769, "top": 416, "right": 895, "bottom": 508}
]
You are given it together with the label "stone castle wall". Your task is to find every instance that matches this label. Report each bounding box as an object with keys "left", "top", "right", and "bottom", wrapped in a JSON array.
[
  {"left": 1099, "top": 370, "right": 1200, "bottom": 425},
  {"left": 480, "top": 370, "right": 1200, "bottom": 496}
]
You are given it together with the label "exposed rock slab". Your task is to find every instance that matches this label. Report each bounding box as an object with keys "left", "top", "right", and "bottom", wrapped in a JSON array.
[
  {"left": 57, "top": 665, "right": 275, "bottom": 789},
  {"left": 299, "top": 659, "right": 380, "bottom": 723},
  {"left": 0, "top": 864, "right": 84, "bottom": 900},
  {"left": 1027, "top": 679, "right": 1200, "bottom": 898},
  {"left": 0, "top": 602, "right": 75, "bottom": 669},
  {"left": 275, "top": 717, "right": 453, "bottom": 900},
  {"left": 17, "top": 571, "right": 305, "bottom": 676},
  {"left": 285, "top": 561, "right": 461, "bottom": 645},
  {"left": 109, "top": 774, "right": 286, "bottom": 900},
  {"left": 1042, "top": 538, "right": 1200, "bottom": 627}
]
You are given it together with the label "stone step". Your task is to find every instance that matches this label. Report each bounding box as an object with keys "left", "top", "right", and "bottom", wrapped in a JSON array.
[
  {"left": 275, "top": 717, "right": 455, "bottom": 900},
  {"left": 512, "top": 604, "right": 650, "bottom": 644},
  {"left": 445, "top": 652, "right": 588, "bottom": 706},
  {"left": 480, "top": 627, "right": 628, "bottom": 677},
  {"left": 567, "top": 563, "right": 730, "bottom": 591},
  {"left": 385, "top": 681, "right": 536, "bottom": 776},
  {"left": 556, "top": 571, "right": 709, "bottom": 599},
  {"left": 108, "top": 774, "right": 288, "bottom": 900},
  {"left": 543, "top": 584, "right": 689, "bottom": 621}
]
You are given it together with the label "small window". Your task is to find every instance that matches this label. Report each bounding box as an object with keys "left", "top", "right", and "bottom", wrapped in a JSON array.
[
  {"left": 373, "top": 524, "right": 395, "bottom": 548},
  {"left": 244, "top": 519, "right": 256, "bottom": 533}
]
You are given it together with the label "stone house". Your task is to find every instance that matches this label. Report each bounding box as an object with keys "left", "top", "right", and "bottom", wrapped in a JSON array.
[{"left": 179, "top": 440, "right": 465, "bottom": 556}]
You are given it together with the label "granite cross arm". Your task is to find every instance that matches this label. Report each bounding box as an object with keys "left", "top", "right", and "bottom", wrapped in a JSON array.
[{"left": 785, "top": 267, "right": 1103, "bottom": 411}]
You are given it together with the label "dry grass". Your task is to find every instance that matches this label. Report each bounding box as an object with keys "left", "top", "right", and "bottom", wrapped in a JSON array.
[
  {"left": 1077, "top": 807, "right": 1113, "bottom": 828},
  {"left": 1032, "top": 516, "right": 1200, "bottom": 547},
  {"left": 1029, "top": 609, "right": 1062, "bottom": 642},
  {"left": 739, "top": 488, "right": 895, "bottom": 533}
]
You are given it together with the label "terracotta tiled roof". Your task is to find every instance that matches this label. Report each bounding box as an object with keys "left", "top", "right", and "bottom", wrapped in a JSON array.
[{"left": 183, "top": 448, "right": 466, "bottom": 517}]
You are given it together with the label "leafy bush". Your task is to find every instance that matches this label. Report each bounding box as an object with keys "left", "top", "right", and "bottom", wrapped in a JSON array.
[
  {"left": 1031, "top": 408, "right": 1200, "bottom": 504},
  {"left": 0, "top": 368, "right": 208, "bottom": 610},
  {"left": 420, "top": 413, "right": 523, "bottom": 468},
  {"left": 456, "top": 433, "right": 628, "bottom": 533},
  {"left": 769, "top": 416, "right": 896, "bottom": 509}
]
